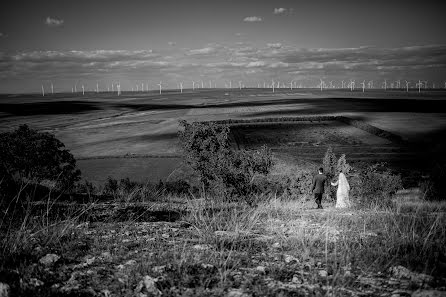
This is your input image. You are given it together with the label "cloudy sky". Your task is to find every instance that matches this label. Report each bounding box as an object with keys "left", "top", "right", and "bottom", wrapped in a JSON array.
[{"left": 1, "top": 0, "right": 446, "bottom": 93}]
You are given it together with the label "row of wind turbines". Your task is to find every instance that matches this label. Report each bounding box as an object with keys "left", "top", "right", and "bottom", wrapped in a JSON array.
[{"left": 40, "top": 79, "right": 446, "bottom": 96}]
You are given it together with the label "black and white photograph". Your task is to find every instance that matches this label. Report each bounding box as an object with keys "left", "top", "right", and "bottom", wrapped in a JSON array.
[{"left": 1, "top": 0, "right": 446, "bottom": 296}]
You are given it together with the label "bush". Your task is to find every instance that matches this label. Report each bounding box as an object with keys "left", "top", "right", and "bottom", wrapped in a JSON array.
[
  {"left": 0, "top": 125, "right": 81, "bottom": 195},
  {"left": 351, "top": 163, "right": 403, "bottom": 208},
  {"left": 323, "top": 146, "right": 337, "bottom": 201},
  {"left": 178, "top": 120, "right": 273, "bottom": 204},
  {"left": 420, "top": 161, "right": 446, "bottom": 201}
]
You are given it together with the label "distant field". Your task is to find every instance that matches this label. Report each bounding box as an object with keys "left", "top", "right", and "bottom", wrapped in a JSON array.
[
  {"left": 77, "top": 157, "right": 182, "bottom": 186},
  {"left": 1, "top": 89, "right": 445, "bottom": 183}
]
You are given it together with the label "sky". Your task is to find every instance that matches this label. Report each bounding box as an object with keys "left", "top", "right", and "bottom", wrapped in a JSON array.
[{"left": 1, "top": 0, "right": 446, "bottom": 93}]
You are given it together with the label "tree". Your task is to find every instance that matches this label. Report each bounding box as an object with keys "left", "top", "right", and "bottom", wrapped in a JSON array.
[
  {"left": 322, "top": 146, "right": 337, "bottom": 201},
  {"left": 337, "top": 154, "right": 351, "bottom": 174},
  {"left": 0, "top": 125, "right": 81, "bottom": 192},
  {"left": 178, "top": 120, "right": 273, "bottom": 202}
]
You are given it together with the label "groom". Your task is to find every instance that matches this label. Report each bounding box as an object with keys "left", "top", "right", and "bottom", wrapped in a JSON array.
[{"left": 312, "top": 167, "right": 327, "bottom": 209}]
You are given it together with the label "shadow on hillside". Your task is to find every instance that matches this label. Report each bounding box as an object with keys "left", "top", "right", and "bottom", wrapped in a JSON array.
[{"left": 0, "top": 101, "right": 101, "bottom": 116}]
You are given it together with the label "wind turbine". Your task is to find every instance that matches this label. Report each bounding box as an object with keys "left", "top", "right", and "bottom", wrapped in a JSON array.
[
  {"left": 192, "top": 81, "right": 196, "bottom": 91},
  {"left": 383, "top": 79, "right": 387, "bottom": 91},
  {"left": 238, "top": 81, "right": 243, "bottom": 90},
  {"left": 349, "top": 79, "right": 355, "bottom": 91},
  {"left": 341, "top": 80, "right": 345, "bottom": 89},
  {"left": 368, "top": 80, "right": 374, "bottom": 89},
  {"left": 319, "top": 79, "right": 324, "bottom": 91},
  {"left": 209, "top": 80, "right": 212, "bottom": 88},
  {"left": 157, "top": 81, "right": 163, "bottom": 94},
  {"left": 112, "top": 84, "right": 114, "bottom": 92},
  {"left": 271, "top": 79, "right": 275, "bottom": 93},
  {"left": 405, "top": 80, "right": 410, "bottom": 92},
  {"left": 82, "top": 85, "right": 85, "bottom": 95},
  {"left": 41, "top": 85, "right": 45, "bottom": 97},
  {"left": 361, "top": 80, "right": 366, "bottom": 93},
  {"left": 416, "top": 80, "right": 422, "bottom": 93},
  {"left": 71, "top": 87, "right": 74, "bottom": 93},
  {"left": 229, "top": 81, "right": 232, "bottom": 89},
  {"left": 201, "top": 81, "right": 204, "bottom": 89},
  {"left": 179, "top": 82, "right": 183, "bottom": 93},
  {"left": 117, "top": 82, "right": 121, "bottom": 96},
  {"left": 396, "top": 80, "right": 401, "bottom": 89},
  {"left": 74, "top": 84, "right": 77, "bottom": 93},
  {"left": 51, "top": 82, "right": 54, "bottom": 95},
  {"left": 96, "top": 82, "right": 99, "bottom": 93}
]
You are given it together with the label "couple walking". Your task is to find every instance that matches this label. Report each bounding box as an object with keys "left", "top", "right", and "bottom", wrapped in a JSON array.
[{"left": 311, "top": 167, "right": 350, "bottom": 209}]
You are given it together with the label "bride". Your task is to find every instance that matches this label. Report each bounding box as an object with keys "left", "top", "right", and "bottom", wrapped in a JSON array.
[{"left": 331, "top": 171, "right": 351, "bottom": 208}]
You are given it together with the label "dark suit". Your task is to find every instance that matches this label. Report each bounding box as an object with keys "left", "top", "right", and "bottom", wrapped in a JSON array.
[{"left": 312, "top": 173, "right": 326, "bottom": 208}]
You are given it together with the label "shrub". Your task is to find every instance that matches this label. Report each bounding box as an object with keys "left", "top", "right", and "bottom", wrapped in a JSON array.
[
  {"left": 0, "top": 125, "right": 81, "bottom": 195},
  {"left": 351, "top": 163, "right": 403, "bottom": 208},
  {"left": 178, "top": 120, "right": 273, "bottom": 204},
  {"left": 322, "top": 146, "right": 337, "bottom": 201},
  {"left": 420, "top": 161, "right": 446, "bottom": 201},
  {"left": 103, "top": 176, "right": 119, "bottom": 196}
]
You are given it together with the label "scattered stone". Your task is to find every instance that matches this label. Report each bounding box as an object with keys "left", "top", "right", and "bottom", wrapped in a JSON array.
[
  {"left": 101, "top": 289, "right": 111, "bottom": 297},
  {"left": 0, "top": 283, "right": 10, "bottom": 297},
  {"left": 291, "top": 275, "right": 302, "bottom": 284},
  {"left": 318, "top": 270, "right": 328, "bottom": 278},
  {"left": 284, "top": 254, "right": 299, "bottom": 264},
  {"left": 125, "top": 259, "right": 137, "bottom": 266},
  {"left": 101, "top": 251, "right": 112, "bottom": 259},
  {"left": 171, "top": 228, "right": 179, "bottom": 232},
  {"left": 39, "top": 253, "right": 60, "bottom": 266},
  {"left": 272, "top": 242, "right": 281, "bottom": 248},
  {"left": 201, "top": 263, "right": 214, "bottom": 269},
  {"left": 152, "top": 265, "right": 166, "bottom": 273},
  {"left": 161, "top": 233, "right": 170, "bottom": 239},
  {"left": 389, "top": 266, "right": 433, "bottom": 284},
  {"left": 29, "top": 278, "right": 44, "bottom": 287},
  {"left": 226, "top": 288, "right": 251, "bottom": 297},
  {"left": 193, "top": 244, "right": 212, "bottom": 250},
  {"left": 412, "top": 290, "right": 446, "bottom": 297},
  {"left": 391, "top": 289, "right": 412, "bottom": 297},
  {"left": 135, "top": 275, "right": 161, "bottom": 297},
  {"left": 256, "top": 266, "right": 266, "bottom": 273}
]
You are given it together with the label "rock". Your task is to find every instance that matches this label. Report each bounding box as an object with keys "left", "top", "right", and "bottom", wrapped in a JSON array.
[
  {"left": 226, "top": 288, "right": 251, "bottom": 297},
  {"left": 193, "top": 244, "right": 212, "bottom": 250},
  {"left": 101, "top": 251, "right": 112, "bottom": 259},
  {"left": 29, "top": 278, "right": 44, "bottom": 287},
  {"left": 389, "top": 266, "right": 433, "bottom": 284},
  {"left": 412, "top": 290, "right": 446, "bottom": 297},
  {"left": 284, "top": 254, "right": 299, "bottom": 264},
  {"left": 161, "top": 233, "right": 170, "bottom": 239},
  {"left": 125, "top": 259, "right": 137, "bottom": 266},
  {"left": 272, "top": 242, "right": 281, "bottom": 248},
  {"left": 135, "top": 275, "right": 161, "bottom": 297},
  {"left": 318, "top": 270, "right": 328, "bottom": 278},
  {"left": 39, "top": 253, "right": 60, "bottom": 266},
  {"left": 256, "top": 266, "right": 266, "bottom": 273},
  {"left": 101, "top": 289, "right": 111, "bottom": 297},
  {"left": 152, "top": 265, "right": 166, "bottom": 273},
  {"left": 201, "top": 264, "right": 214, "bottom": 269},
  {"left": 0, "top": 283, "right": 10, "bottom": 297}
]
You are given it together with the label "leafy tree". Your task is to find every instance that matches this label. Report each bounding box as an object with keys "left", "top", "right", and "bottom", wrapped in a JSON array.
[
  {"left": 178, "top": 120, "right": 273, "bottom": 202},
  {"left": 322, "top": 146, "right": 337, "bottom": 200},
  {"left": 337, "top": 154, "right": 352, "bottom": 174},
  {"left": 0, "top": 125, "right": 81, "bottom": 192}
]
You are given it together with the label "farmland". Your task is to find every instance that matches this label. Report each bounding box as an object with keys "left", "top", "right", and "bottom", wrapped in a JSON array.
[{"left": 1, "top": 88, "right": 445, "bottom": 185}]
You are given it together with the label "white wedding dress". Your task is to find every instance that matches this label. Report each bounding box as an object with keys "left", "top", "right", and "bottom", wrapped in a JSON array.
[{"left": 331, "top": 172, "right": 351, "bottom": 208}]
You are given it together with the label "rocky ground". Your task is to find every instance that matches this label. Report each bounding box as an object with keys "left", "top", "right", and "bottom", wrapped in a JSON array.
[{"left": 1, "top": 200, "right": 445, "bottom": 297}]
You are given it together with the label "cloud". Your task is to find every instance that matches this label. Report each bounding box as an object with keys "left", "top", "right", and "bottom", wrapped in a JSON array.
[
  {"left": 45, "top": 17, "right": 64, "bottom": 27},
  {"left": 274, "top": 8, "right": 293, "bottom": 15},
  {"left": 0, "top": 33, "right": 4, "bottom": 38},
  {"left": 243, "top": 16, "right": 263, "bottom": 22},
  {"left": 267, "top": 43, "right": 283, "bottom": 49},
  {"left": 187, "top": 47, "right": 218, "bottom": 56},
  {"left": 168, "top": 41, "right": 176, "bottom": 46}
]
